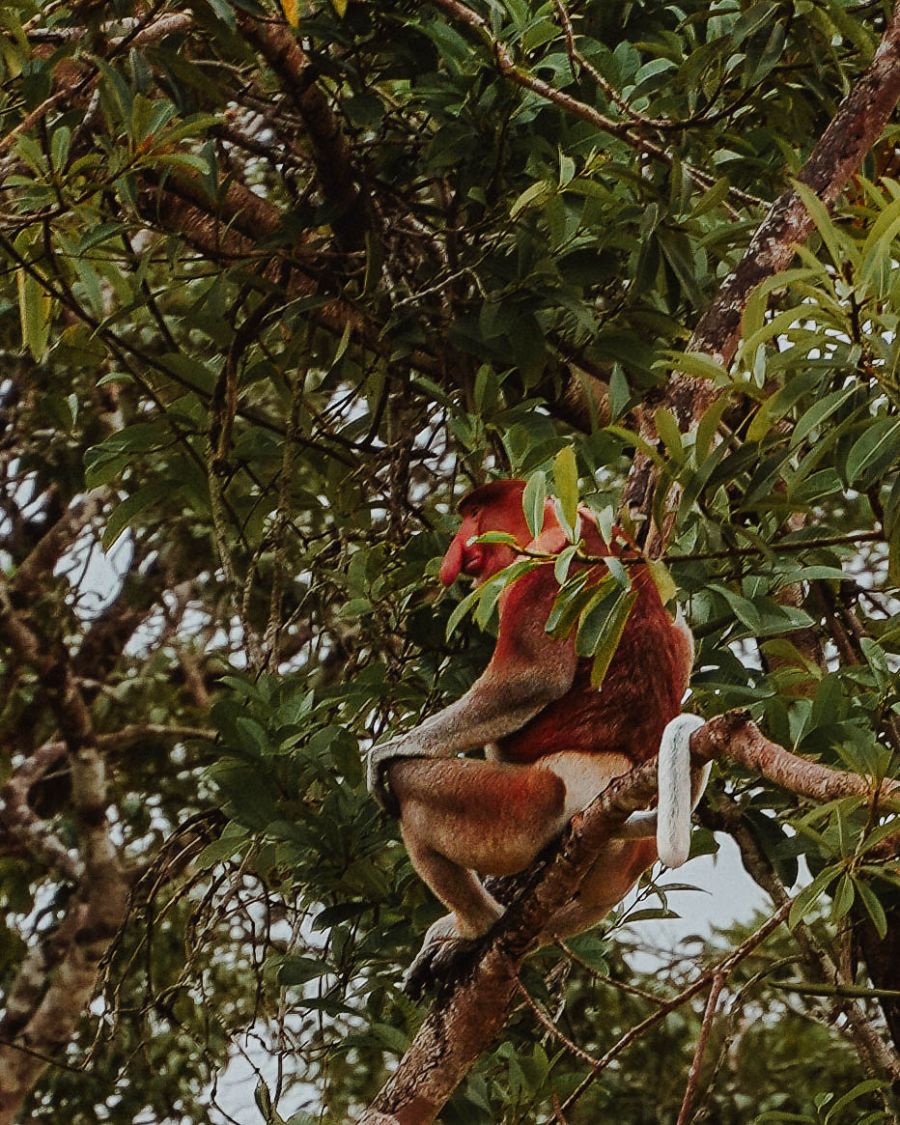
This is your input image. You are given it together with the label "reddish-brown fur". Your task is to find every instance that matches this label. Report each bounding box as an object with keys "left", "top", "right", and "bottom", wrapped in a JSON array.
[
  {"left": 369, "top": 477, "right": 695, "bottom": 965},
  {"left": 448, "top": 482, "right": 690, "bottom": 767}
]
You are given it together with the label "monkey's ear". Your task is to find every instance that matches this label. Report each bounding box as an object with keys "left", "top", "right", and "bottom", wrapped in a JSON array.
[{"left": 439, "top": 534, "right": 465, "bottom": 586}]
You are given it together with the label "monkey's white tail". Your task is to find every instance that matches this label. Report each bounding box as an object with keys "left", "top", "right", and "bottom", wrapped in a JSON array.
[
  {"left": 618, "top": 714, "right": 710, "bottom": 867},
  {"left": 656, "top": 714, "right": 709, "bottom": 867}
]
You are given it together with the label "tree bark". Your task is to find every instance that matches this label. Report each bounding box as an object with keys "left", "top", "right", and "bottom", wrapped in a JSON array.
[{"left": 362, "top": 5, "right": 900, "bottom": 1119}]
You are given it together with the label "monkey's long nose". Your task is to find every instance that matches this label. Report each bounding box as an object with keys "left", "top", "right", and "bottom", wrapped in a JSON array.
[{"left": 439, "top": 536, "right": 464, "bottom": 586}]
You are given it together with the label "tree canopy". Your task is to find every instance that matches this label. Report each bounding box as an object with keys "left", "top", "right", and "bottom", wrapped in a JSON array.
[{"left": 0, "top": 0, "right": 898, "bottom": 1122}]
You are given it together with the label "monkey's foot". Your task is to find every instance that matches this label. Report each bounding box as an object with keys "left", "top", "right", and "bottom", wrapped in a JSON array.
[{"left": 403, "top": 933, "right": 480, "bottom": 1000}]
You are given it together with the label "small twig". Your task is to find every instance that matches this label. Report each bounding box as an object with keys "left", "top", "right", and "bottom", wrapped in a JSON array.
[
  {"left": 675, "top": 972, "right": 725, "bottom": 1125},
  {"left": 501, "top": 528, "right": 882, "bottom": 568},
  {"left": 665, "top": 529, "right": 883, "bottom": 562},
  {"left": 513, "top": 977, "right": 601, "bottom": 1069},
  {"left": 552, "top": 903, "right": 791, "bottom": 1119},
  {"left": 557, "top": 939, "right": 666, "bottom": 1004},
  {"left": 432, "top": 0, "right": 762, "bottom": 210}
]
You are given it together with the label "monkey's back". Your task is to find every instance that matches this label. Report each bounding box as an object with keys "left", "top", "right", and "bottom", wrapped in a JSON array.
[{"left": 495, "top": 565, "right": 691, "bottom": 767}]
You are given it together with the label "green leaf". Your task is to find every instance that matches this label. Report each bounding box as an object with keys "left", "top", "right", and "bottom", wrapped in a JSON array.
[
  {"left": 510, "top": 180, "right": 553, "bottom": 219},
  {"left": 544, "top": 569, "right": 594, "bottom": 638},
  {"left": 604, "top": 554, "right": 630, "bottom": 589},
  {"left": 574, "top": 580, "right": 620, "bottom": 657},
  {"left": 654, "top": 406, "right": 683, "bottom": 463},
  {"left": 474, "top": 531, "right": 519, "bottom": 546},
  {"left": 695, "top": 394, "right": 730, "bottom": 462},
  {"left": 553, "top": 447, "right": 579, "bottom": 535},
  {"left": 522, "top": 471, "right": 547, "bottom": 540},
  {"left": 277, "top": 955, "right": 330, "bottom": 986},
  {"left": 195, "top": 834, "right": 247, "bottom": 869},
  {"left": 473, "top": 364, "right": 498, "bottom": 414},
  {"left": 553, "top": 543, "right": 578, "bottom": 585},
  {"left": 824, "top": 1079, "right": 887, "bottom": 1123},
  {"left": 102, "top": 481, "right": 173, "bottom": 549},
  {"left": 690, "top": 177, "right": 731, "bottom": 218},
  {"left": 589, "top": 590, "right": 638, "bottom": 689},
  {"left": 205, "top": 0, "right": 236, "bottom": 27},
  {"left": 605, "top": 425, "right": 666, "bottom": 468},
  {"left": 658, "top": 229, "right": 704, "bottom": 307},
  {"left": 791, "top": 385, "right": 857, "bottom": 447},
  {"left": 745, "top": 368, "right": 820, "bottom": 442},
  {"left": 890, "top": 520, "right": 900, "bottom": 587},
  {"left": 792, "top": 180, "right": 850, "bottom": 271},
  {"left": 235, "top": 716, "right": 269, "bottom": 756},
  {"left": 16, "top": 266, "right": 51, "bottom": 361},
  {"left": 51, "top": 125, "right": 71, "bottom": 171},
  {"left": 845, "top": 418, "right": 900, "bottom": 484},
  {"left": 788, "top": 864, "right": 839, "bottom": 929},
  {"left": 161, "top": 352, "right": 218, "bottom": 394},
  {"left": 709, "top": 583, "right": 761, "bottom": 631},
  {"left": 647, "top": 558, "right": 676, "bottom": 605},
  {"left": 858, "top": 190, "right": 900, "bottom": 286},
  {"left": 657, "top": 350, "right": 728, "bottom": 383},
  {"left": 445, "top": 584, "right": 482, "bottom": 639},
  {"left": 831, "top": 873, "right": 855, "bottom": 920},
  {"left": 853, "top": 877, "right": 888, "bottom": 939}
]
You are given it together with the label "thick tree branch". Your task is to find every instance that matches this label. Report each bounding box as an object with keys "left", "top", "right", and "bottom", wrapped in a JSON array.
[
  {"left": 624, "top": 1, "right": 900, "bottom": 521},
  {"left": 236, "top": 14, "right": 369, "bottom": 250},
  {"left": 0, "top": 580, "right": 128, "bottom": 1122},
  {"left": 362, "top": 713, "right": 899, "bottom": 1122}
]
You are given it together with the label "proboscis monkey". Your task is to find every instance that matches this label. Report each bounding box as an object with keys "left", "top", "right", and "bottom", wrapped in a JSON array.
[{"left": 368, "top": 479, "right": 709, "bottom": 973}]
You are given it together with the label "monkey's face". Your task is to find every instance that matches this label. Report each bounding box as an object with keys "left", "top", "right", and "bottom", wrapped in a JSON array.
[{"left": 439, "top": 481, "right": 532, "bottom": 587}]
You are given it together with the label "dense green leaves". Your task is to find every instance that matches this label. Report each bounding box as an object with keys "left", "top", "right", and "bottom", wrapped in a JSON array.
[{"left": 0, "top": 0, "right": 898, "bottom": 1121}]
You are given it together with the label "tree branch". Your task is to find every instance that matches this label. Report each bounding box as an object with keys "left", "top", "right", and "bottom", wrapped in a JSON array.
[
  {"left": 624, "top": 1, "right": 900, "bottom": 522},
  {"left": 236, "top": 13, "right": 369, "bottom": 250},
  {"left": 0, "top": 579, "right": 129, "bottom": 1123},
  {"left": 362, "top": 713, "right": 899, "bottom": 1122}
]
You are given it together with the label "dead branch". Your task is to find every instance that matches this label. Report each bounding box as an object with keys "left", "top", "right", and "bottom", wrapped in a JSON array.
[{"left": 0, "top": 579, "right": 128, "bottom": 1123}]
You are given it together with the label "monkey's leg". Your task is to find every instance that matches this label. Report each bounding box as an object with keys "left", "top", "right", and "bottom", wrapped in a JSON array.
[
  {"left": 388, "top": 757, "right": 569, "bottom": 938},
  {"left": 540, "top": 837, "right": 658, "bottom": 942}
]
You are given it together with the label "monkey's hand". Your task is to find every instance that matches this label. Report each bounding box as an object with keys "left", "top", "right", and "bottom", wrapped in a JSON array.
[
  {"left": 403, "top": 915, "right": 481, "bottom": 1000},
  {"left": 366, "top": 735, "right": 426, "bottom": 814}
]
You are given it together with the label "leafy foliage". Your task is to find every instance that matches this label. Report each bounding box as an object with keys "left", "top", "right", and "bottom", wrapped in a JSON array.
[{"left": 0, "top": 0, "right": 897, "bottom": 1120}]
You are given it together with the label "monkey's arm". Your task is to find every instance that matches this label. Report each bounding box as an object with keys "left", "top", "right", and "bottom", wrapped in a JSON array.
[{"left": 367, "top": 569, "right": 577, "bottom": 808}]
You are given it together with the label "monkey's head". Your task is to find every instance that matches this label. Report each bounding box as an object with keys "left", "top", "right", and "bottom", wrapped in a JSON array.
[{"left": 440, "top": 479, "right": 553, "bottom": 586}]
